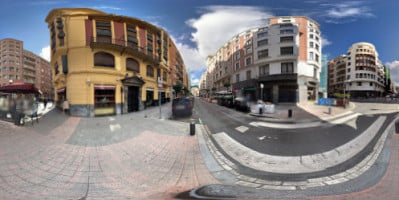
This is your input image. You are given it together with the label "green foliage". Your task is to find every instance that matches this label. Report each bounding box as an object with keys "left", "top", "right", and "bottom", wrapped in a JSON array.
[{"left": 333, "top": 93, "right": 350, "bottom": 98}]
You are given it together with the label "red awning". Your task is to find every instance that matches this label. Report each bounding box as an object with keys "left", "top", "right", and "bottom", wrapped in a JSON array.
[{"left": 0, "top": 82, "right": 40, "bottom": 94}]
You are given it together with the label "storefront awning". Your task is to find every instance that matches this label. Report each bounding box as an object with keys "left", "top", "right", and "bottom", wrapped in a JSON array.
[
  {"left": 94, "top": 85, "right": 116, "bottom": 90},
  {"left": 0, "top": 82, "right": 40, "bottom": 94},
  {"left": 244, "top": 87, "right": 256, "bottom": 91},
  {"left": 57, "top": 88, "right": 65, "bottom": 93}
]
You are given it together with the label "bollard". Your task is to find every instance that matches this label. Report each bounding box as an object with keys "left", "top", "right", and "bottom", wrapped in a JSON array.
[
  {"left": 190, "top": 121, "right": 195, "bottom": 136},
  {"left": 395, "top": 119, "right": 399, "bottom": 134},
  {"left": 259, "top": 107, "right": 263, "bottom": 115},
  {"left": 328, "top": 107, "right": 332, "bottom": 115},
  {"left": 288, "top": 109, "right": 292, "bottom": 118}
]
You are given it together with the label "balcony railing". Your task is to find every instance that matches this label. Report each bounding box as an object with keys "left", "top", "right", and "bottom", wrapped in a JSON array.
[{"left": 89, "top": 37, "right": 160, "bottom": 64}]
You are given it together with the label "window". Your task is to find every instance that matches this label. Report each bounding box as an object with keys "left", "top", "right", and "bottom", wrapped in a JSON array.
[
  {"left": 257, "top": 49, "right": 269, "bottom": 59},
  {"left": 246, "top": 70, "right": 251, "bottom": 80},
  {"left": 127, "top": 25, "right": 138, "bottom": 48},
  {"left": 315, "top": 36, "right": 320, "bottom": 41},
  {"left": 280, "top": 47, "right": 294, "bottom": 55},
  {"left": 163, "top": 72, "right": 167, "bottom": 81},
  {"left": 245, "top": 57, "right": 252, "bottom": 66},
  {"left": 94, "top": 52, "right": 114, "bottom": 68},
  {"left": 280, "top": 36, "right": 294, "bottom": 43},
  {"left": 280, "top": 23, "right": 293, "bottom": 28},
  {"left": 245, "top": 47, "right": 252, "bottom": 54},
  {"left": 309, "top": 52, "right": 314, "bottom": 60},
  {"left": 315, "top": 44, "right": 319, "bottom": 51},
  {"left": 259, "top": 64, "right": 269, "bottom": 76},
  {"left": 309, "top": 42, "right": 314, "bottom": 48},
  {"left": 310, "top": 34, "right": 314, "bottom": 39},
  {"left": 234, "top": 52, "right": 240, "bottom": 60},
  {"left": 146, "top": 65, "right": 154, "bottom": 77},
  {"left": 280, "top": 29, "right": 294, "bottom": 34},
  {"left": 315, "top": 54, "right": 319, "bottom": 62},
  {"left": 147, "top": 32, "right": 153, "bottom": 54},
  {"left": 281, "top": 62, "right": 294, "bottom": 74},
  {"left": 126, "top": 58, "right": 139, "bottom": 73},
  {"left": 358, "top": 82, "right": 362, "bottom": 86},
  {"left": 236, "top": 74, "right": 240, "bottom": 82},
  {"left": 348, "top": 68, "right": 351, "bottom": 72},
  {"left": 347, "top": 75, "right": 351, "bottom": 80},
  {"left": 314, "top": 67, "right": 318, "bottom": 78},
  {"left": 235, "top": 62, "right": 240, "bottom": 71},
  {"left": 370, "top": 82, "right": 373, "bottom": 86},
  {"left": 96, "top": 21, "right": 111, "bottom": 43},
  {"left": 257, "top": 32, "right": 268, "bottom": 38},
  {"left": 257, "top": 39, "right": 268, "bottom": 47}
]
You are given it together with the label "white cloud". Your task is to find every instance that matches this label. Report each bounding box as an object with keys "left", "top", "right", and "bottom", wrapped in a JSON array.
[
  {"left": 387, "top": 61, "right": 399, "bottom": 86},
  {"left": 39, "top": 45, "right": 50, "bottom": 61},
  {"left": 321, "top": 35, "right": 332, "bottom": 48},
  {"left": 323, "top": 2, "right": 374, "bottom": 23},
  {"left": 180, "top": 6, "right": 273, "bottom": 72},
  {"left": 93, "top": 6, "right": 123, "bottom": 11},
  {"left": 191, "top": 78, "right": 199, "bottom": 86}
]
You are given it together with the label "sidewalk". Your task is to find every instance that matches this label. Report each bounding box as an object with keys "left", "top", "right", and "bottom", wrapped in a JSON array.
[{"left": 249, "top": 101, "right": 356, "bottom": 123}]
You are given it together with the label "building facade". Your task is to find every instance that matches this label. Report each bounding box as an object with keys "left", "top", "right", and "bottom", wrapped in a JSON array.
[
  {"left": 0, "top": 38, "right": 52, "bottom": 98},
  {"left": 45, "top": 8, "right": 188, "bottom": 117},
  {"left": 328, "top": 42, "right": 385, "bottom": 98},
  {"left": 254, "top": 16, "right": 321, "bottom": 103}
]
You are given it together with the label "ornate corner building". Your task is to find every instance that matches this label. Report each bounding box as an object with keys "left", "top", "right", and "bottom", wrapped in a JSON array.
[
  {"left": 328, "top": 42, "right": 386, "bottom": 98},
  {"left": 45, "top": 8, "right": 188, "bottom": 117}
]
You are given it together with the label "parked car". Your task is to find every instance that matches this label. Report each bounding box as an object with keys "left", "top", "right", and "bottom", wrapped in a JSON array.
[
  {"left": 172, "top": 97, "right": 193, "bottom": 117},
  {"left": 234, "top": 97, "right": 249, "bottom": 112}
]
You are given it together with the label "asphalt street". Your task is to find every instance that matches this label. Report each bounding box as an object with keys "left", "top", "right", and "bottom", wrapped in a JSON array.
[{"left": 195, "top": 99, "right": 396, "bottom": 157}]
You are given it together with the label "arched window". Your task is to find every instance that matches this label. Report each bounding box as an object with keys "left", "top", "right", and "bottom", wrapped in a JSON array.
[
  {"left": 126, "top": 58, "right": 139, "bottom": 73},
  {"left": 146, "top": 65, "right": 154, "bottom": 77},
  {"left": 94, "top": 52, "right": 114, "bottom": 68}
]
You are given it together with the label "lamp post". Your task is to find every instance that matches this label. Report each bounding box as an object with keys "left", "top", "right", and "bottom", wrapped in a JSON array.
[{"left": 260, "top": 83, "right": 264, "bottom": 101}]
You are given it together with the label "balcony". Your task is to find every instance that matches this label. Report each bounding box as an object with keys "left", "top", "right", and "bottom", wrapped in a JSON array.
[{"left": 89, "top": 37, "right": 160, "bottom": 65}]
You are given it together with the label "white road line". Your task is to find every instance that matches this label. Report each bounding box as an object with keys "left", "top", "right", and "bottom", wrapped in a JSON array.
[{"left": 236, "top": 126, "right": 249, "bottom": 133}]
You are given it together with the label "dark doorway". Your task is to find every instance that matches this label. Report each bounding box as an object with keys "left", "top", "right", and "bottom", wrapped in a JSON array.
[{"left": 128, "top": 86, "right": 139, "bottom": 112}]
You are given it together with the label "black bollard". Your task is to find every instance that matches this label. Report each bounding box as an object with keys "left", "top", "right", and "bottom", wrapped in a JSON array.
[
  {"left": 395, "top": 119, "right": 399, "bottom": 134},
  {"left": 288, "top": 109, "right": 292, "bottom": 118},
  {"left": 190, "top": 121, "right": 195, "bottom": 136}
]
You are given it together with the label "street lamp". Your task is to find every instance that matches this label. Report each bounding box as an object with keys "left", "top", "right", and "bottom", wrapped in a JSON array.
[
  {"left": 260, "top": 83, "right": 264, "bottom": 101},
  {"left": 343, "top": 79, "right": 351, "bottom": 109}
]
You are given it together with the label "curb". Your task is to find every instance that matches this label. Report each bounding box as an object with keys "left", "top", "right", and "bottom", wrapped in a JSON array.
[
  {"left": 189, "top": 185, "right": 236, "bottom": 200},
  {"left": 199, "top": 113, "right": 397, "bottom": 191}
]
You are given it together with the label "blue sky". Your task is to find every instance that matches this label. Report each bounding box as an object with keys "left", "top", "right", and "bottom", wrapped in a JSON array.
[{"left": 1, "top": 0, "right": 398, "bottom": 86}]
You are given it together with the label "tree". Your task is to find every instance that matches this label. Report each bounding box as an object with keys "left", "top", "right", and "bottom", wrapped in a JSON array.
[
  {"left": 223, "top": 82, "right": 231, "bottom": 88},
  {"left": 173, "top": 81, "right": 183, "bottom": 96}
]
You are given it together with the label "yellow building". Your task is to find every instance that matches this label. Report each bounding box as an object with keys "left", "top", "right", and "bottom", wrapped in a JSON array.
[{"left": 45, "top": 8, "right": 188, "bottom": 117}]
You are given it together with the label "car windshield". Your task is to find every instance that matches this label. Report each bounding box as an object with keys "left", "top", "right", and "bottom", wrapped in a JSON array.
[{"left": 1, "top": 1, "right": 399, "bottom": 199}]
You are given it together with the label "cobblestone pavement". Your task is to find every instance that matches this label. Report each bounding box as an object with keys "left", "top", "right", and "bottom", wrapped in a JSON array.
[{"left": 0, "top": 105, "right": 218, "bottom": 200}]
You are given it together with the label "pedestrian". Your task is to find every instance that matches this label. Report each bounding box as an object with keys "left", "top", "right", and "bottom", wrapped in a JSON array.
[
  {"left": 63, "top": 99, "right": 69, "bottom": 114},
  {"left": 43, "top": 98, "right": 48, "bottom": 109}
]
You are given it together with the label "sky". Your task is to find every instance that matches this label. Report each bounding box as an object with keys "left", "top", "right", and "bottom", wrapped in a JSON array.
[{"left": 0, "top": 0, "right": 398, "bottom": 86}]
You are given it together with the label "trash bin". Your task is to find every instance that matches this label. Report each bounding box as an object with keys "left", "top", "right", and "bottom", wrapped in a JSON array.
[
  {"left": 288, "top": 109, "right": 292, "bottom": 118},
  {"left": 395, "top": 119, "right": 399, "bottom": 134},
  {"left": 190, "top": 122, "right": 195, "bottom": 136},
  {"left": 14, "top": 112, "right": 24, "bottom": 126}
]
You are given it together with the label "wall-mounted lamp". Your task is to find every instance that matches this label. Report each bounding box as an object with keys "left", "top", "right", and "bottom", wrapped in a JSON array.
[{"left": 86, "top": 78, "right": 91, "bottom": 85}]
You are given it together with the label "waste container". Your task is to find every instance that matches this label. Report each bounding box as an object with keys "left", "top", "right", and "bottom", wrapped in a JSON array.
[
  {"left": 14, "top": 112, "right": 24, "bottom": 126},
  {"left": 288, "top": 109, "right": 292, "bottom": 118},
  {"left": 190, "top": 122, "right": 195, "bottom": 136}
]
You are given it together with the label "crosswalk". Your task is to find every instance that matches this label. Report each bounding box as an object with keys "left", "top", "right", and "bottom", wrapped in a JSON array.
[{"left": 231, "top": 112, "right": 362, "bottom": 134}]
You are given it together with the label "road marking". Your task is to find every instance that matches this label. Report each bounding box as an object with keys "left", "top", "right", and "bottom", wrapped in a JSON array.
[
  {"left": 258, "top": 136, "right": 266, "bottom": 140},
  {"left": 236, "top": 126, "right": 249, "bottom": 133},
  {"left": 109, "top": 124, "right": 121, "bottom": 132}
]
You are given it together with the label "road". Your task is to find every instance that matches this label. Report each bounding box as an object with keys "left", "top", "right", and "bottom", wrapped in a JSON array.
[{"left": 194, "top": 98, "right": 397, "bottom": 156}]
